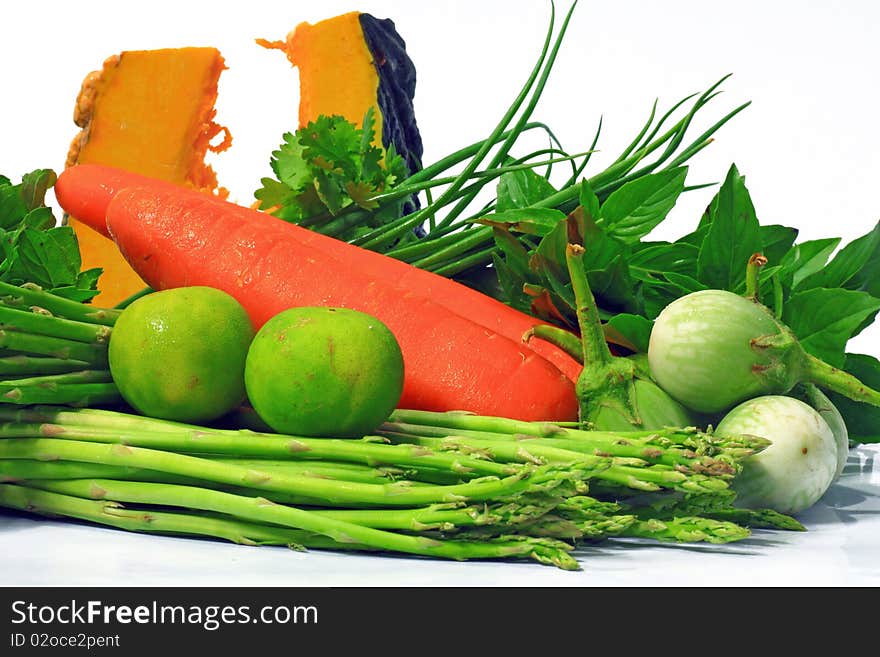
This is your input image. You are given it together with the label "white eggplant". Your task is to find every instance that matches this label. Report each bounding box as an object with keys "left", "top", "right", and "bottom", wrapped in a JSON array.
[
  {"left": 793, "top": 384, "right": 849, "bottom": 482},
  {"left": 716, "top": 395, "right": 838, "bottom": 514}
]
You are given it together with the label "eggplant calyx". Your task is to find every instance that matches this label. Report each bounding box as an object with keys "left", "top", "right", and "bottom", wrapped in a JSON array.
[
  {"left": 576, "top": 358, "right": 642, "bottom": 428},
  {"left": 748, "top": 326, "right": 804, "bottom": 395}
]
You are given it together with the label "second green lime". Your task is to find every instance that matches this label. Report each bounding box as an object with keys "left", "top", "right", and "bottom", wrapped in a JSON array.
[{"left": 244, "top": 307, "right": 405, "bottom": 437}]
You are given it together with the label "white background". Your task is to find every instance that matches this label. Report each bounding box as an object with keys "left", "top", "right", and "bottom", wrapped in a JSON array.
[
  {"left": 1, "top": 0, "right": 879, "bottom": 585},
  {"left": 2, "top": 0, "right": 879, "bottom": 351}
]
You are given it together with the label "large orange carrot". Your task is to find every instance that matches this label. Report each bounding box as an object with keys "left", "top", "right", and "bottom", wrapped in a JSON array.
[
  {"left": 96, "top": 183, "right": 577, "bottom": 421},
  {"left": 55, "top": 164, "right": 583, "bottom": 381}
]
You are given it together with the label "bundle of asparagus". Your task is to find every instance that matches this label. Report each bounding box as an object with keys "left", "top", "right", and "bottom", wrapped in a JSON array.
[
  {"left": 0, "top": 404, "right": 802, "bottom": 570},
  {"left": 0, "top": 281, "right": 122, "bottom": 406}
]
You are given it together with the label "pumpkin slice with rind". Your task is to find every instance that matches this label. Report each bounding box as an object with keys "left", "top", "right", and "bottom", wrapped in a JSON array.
[
  {"left": 258, "top": 12, "right": 423, "bottom": 181},
  {"left": 65, "top": 47, "right": 231, "bottom": 307}
]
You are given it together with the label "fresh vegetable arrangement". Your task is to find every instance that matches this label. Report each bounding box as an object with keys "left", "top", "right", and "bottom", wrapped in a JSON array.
[{"left": 1, "top": 2, "right": 879, "bottom": 574}]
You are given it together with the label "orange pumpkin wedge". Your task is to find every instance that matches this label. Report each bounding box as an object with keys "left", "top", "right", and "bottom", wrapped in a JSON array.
[
  {"left": 65, "top": 47, "right": 231, "bottom": 306},
  {"left": 258, "top": 12, "right": 382, "bottom": 135}
]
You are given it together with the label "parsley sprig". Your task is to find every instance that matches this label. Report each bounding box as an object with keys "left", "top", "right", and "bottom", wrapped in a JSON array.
[{"left": 255, "top": 108, "right": 410, "bottom": 241}]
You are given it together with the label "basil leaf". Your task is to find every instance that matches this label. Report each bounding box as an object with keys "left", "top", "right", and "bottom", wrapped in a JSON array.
[
  {"left": 478, "top": 208, "right": 567, "bottom": 236},
  {"left": 598, "top": 167, "right": 687, "bottom": 244},
  {"left": 783, "top": 288, "right": 880, "bottom": 367},
  {"left": 50, "top": 285, "right": 101, "bottom": 303},
  {"left": 10, "top": 226, "right": 82, "bottom": 289},
  {"left": 587, "top": 256, "right": 638, "bottom": 313},
  {"left": 604, "top": 313, "right": 654, "bottom": 353},
  {"left": 664, "top": 272, "right": 709, "bottom": 293},
  {"left": 841, "top": 221, "right": 880, "bottom": 297},
  {"left": 797, "top": 221, "right": 880, "bottom": 292},
  {"left": 21, "top": 207, "right": 55, "bottom": 232},
  {"left": 779, "top": 237, "right": 841, "bottom": 289},
  {"left": 531, "top": 218, "right": 570, "bottom": 282},
  {"left": 495, "top": 169, "right": 557, "bottom": 212},
  {"left": 491, "top": 254, "right": 532, "bottom": 314},
  {"left": 640, "top": 273, "right": 707, "bottom": 319},
  {"left": 492, "top": 227, "right": 533, "bottom": 280},
  {"left": 0, "top": 182, "right": 28, "bottom": 230},
  {"left": 629, "top": 242, "right": 699, "bottom": 278},
  {"left": 580, "top": 214, "right": 626, "bottom": 272},
  {"left": 696, "top": 163, "right": 762, "bottom": 292},
  {"left": 825, "top": 353, "right": 880, "bottom": 443},
  {"left": 578, "top": 179, "right": 601, "bottom": 223},
  {"left": 20, "top": 169, "right": 57, "bottom": 212},
  {"left": 759, "top": 224, "right": 798, "bottom": 265}
]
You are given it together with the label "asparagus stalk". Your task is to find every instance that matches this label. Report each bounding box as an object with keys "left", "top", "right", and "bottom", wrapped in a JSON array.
[
  {"left": 206, "top": 458, "right": 426, "bottom": 485},
  {"left": 383, "top": 420, "right": 745, "bottom": 476},
  {"left": 0, "top": 459, "right": 164, "bottom": 482},
  {"left": 0, "top": 305, "right": 112, "bottom": 344},
  {"left": 549, "top": 496, "right": 751, "bottom": 544},
  {"left": 0, "top": 370, "right": 113, "bottom": 385},
  {"left": 0, "top": 382, "right": 120, "bottom": 406},
  {"left": 0, "top": 483, "right": 365, "bottom": 550},
  {"left": 23, "top": 478, "right": 555, "bottom": 534},
  {"left": 615, "top": 516, "right": 751, "bottom": 544},
  {"left": 386, "top": 409, "right": 771, "bottom": 459},
  {"left": 0, "top": 457, "right": 426, "bottom": 489},
  {"left": 0, "top": 330, "right": 108, "bottom": 366},
  {"left": 0, "top": 281, "right": 120, "bottom": 325},
  {"left": 613, "top": 489, "right": 804, "bottom": 532},
  {"left": 381, "top": 431, "right": 732, "bottom": 494},
  {"left": 701, "top": 507, "right": 806, "bottom": 532},
  {"left": 0, "top": 458, "right": 475, "bottom": 508},
  {"left": 0, "top": 407, "right": 735, "bottom": 495},
  {"left": 0, "top": 355, "right": 93, "bottom": 376},
  {"left": 0, "top": 411, "right": 522, "bottom": 479},
  {"left": 6, "top": 481, "right": 579, "bottom": 569},
  {"left": 0, "top": 438, "right": 602, "bottom": 507}
]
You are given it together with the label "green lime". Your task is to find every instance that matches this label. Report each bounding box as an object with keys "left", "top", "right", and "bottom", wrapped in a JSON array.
[
  {"left": 108, "top": 286, "right": 254, "bottom": 423},
  {"left": 244, "top": 307, "right": 404, "bottom": 437}
]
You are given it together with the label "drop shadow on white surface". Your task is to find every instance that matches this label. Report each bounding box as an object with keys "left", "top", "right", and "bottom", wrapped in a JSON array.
[
  {"left": 843, "top": 448, "right": 877, "bottom": 477},
  {"left": 574, "top": 531, "right": 792, "bottom": 560},
  {"left": 795, "top": 449, "right": 880, "bottom": 526},
  {"left": 0, "top": 509, "right": 52, "bottom": 534}
]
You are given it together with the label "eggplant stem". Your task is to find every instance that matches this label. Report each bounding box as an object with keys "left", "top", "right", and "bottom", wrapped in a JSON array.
[
  {"left": 565, "top": 244, "right": 613, "bottom": 367},
  {"left": 771, "top": 273, "right": 784, "bottom": 319},
  {"left": 523, "top": 325, "right": 584, "bottom": 363},
  {"left": 744, "top": 252, "right": 767, "bottom": 301},
  {"left": 804, "top": 354, "right": 880, "bottom": 408}
]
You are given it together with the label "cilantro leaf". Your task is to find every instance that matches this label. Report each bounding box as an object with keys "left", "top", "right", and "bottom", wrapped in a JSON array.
[{"left": 257, "top": 109, "right": 408, "bottom": 238}]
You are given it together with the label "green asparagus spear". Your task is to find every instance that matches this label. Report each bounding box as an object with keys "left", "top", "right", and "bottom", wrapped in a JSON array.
[
  {"left": 0, "top": 281, "right": 120, "bottom": 325},
  {"left": 4, "top": 481, "right": 579, "bottom": 569},
  {"left": 0, "top": 413, "right": 521, "bottom": 479},
  {"left": 0, "top": 305, "right": 112, "bottom": 344},
  {"left": 381, "top": 431, "right": 732, "bottom": 494},
  {"left": 0, "top": 382, "right": 120, "bottom": 406},
  {"left": 0, "top": 355, "right": 93, "bottom": 376},
  {"left": 0, "top": 438, "right": 601, "bottom": 507},
  {"left": 0, "top": 330, "right": 108, "bottom": 366},
  {"left": 0, "top": 483, "right": 344, "bottom": 549}
]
